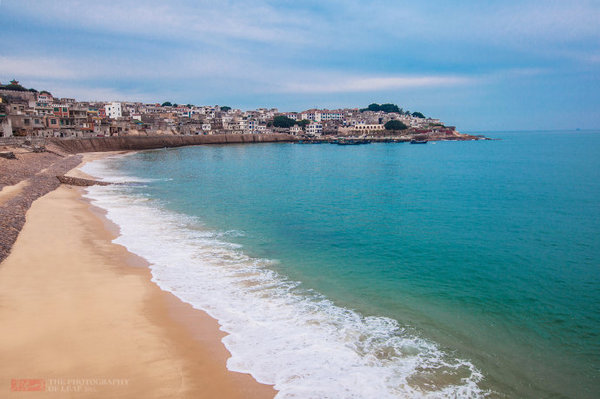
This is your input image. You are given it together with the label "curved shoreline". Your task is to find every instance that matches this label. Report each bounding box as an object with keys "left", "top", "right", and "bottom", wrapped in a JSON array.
[{"left": 0, "top": 155, "right": 276, "bottom": 398}]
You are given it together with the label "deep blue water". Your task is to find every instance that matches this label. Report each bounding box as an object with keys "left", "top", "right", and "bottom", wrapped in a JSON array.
[{"left": 90, "top": 130, "right": 600, "bottom": 398}]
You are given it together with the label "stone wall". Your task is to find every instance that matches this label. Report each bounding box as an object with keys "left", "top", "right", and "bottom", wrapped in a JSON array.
[
  {"left": 47, "top": 133, "right": 297, "bottom": 154},
  {"left": 0, "top": 137, "right": 47, "bottom": 146}
]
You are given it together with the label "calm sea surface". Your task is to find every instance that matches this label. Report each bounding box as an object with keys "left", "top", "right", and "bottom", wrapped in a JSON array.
[{"left": 83, "top": 130, "right": 600, "bottom": 398}]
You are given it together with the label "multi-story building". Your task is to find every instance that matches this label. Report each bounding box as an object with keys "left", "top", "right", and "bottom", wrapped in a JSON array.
[
  {"left": 104, "top": 102, "right": 122, "bottom": 119},
  {"left": 36, "top": 92, "right": 54, "bottom": 104},
  {"left": 306, "top": 122, "right": 323, "bottom": 136},
  {"left": 320, "top": 110, "right": 343, "bottom": 121}
]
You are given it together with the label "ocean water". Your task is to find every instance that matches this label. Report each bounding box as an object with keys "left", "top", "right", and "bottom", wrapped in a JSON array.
[{"left": 82, "top": 130, "right": 600, "bottom": 398}]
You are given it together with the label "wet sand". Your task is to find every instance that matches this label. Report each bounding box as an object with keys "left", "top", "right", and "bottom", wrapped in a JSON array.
[{"left": 0, "top": 156, "right": 276, "bottom": 398}]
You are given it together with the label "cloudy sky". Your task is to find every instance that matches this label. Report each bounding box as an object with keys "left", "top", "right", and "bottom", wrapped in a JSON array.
[{"left": 1, "top": 0, "right": 599, "bottom": 131}]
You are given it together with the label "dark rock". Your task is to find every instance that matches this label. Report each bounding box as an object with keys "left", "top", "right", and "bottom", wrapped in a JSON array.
[{"left": 56, "top": 175, "right": 111, "bottom": 186}]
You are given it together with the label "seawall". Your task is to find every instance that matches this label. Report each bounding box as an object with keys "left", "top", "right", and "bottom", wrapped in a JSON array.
[{"left": 47, "top": 134, "right": 297, "bottom": 154}]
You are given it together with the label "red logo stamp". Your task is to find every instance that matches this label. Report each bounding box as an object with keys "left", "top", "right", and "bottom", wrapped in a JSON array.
[{"left": 11, "top": 379, "right": 46, "bottom": 392}]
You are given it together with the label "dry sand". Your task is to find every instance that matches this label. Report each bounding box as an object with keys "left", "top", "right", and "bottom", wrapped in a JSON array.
[
  {"left": 0, "top": 180, "right": 30, "bottom": 205},
  {"left": 0, "top": 158, "right": 275, "bottom": 397}
]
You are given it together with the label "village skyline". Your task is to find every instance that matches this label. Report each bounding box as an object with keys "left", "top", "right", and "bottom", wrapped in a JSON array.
[
  {"left": 2, "top": 79, "right": 468, "bottom": 140},
  {"left": 1, "top": 1, "right": 598, "bottom": 131}
]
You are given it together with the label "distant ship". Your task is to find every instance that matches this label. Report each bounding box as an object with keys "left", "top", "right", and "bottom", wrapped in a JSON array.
[{"left": 410, "top": 139, "right": 428, "bottom": 144}]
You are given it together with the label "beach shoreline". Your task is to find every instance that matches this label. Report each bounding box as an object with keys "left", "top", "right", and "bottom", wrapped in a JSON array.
[{"left": 0, "top": 153, "right": 276, "bottom": 398}]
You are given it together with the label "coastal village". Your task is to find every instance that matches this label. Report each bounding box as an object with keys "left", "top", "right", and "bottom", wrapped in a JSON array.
[{"left": 0, "top": 80, "right": 470, "bottom": 141}]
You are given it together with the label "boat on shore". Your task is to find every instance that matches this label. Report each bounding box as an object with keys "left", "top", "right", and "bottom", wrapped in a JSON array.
[{"left": 410, "top": 139, "right": 428, "bottom": 144}]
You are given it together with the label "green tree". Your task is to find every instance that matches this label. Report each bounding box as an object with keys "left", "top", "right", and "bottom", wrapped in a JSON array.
[
  {"left": 161, "top": 101, "right": 172, "bottom": 107},
  {"left": 360, "top": 103, "right": 380, "bottom": 112},
  {"left": 379, "top": 103, "right": 400, "bottom": 113},
  {"left": 412, "top": 111, "right": 426, "bottom": 118},
  {"left": 220, "top": 106, "right": 232, "bottom": 112},
  {"left": 384, "top": 120, "right": 408, "bottom": 130},
  {"left": 296, "top": 119, "right": 310, "bottom": 129},
  {"left": 360, "top": 103, "right": 401, "bottom": 113},
  {"left": 273, "top": 115, "right": 296, "bottom": 128}
]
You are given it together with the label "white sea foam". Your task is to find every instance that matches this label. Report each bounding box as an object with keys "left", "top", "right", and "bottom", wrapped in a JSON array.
[
  {"left": 82, "top": 159, "right": 490, "bottom": 399},
  {"left": 82, "top": 156, "right": 169, "bottom": 184}
]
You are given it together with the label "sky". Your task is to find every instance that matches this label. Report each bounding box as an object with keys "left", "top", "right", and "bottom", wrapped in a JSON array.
[{"left": 1, "top": 0, "right": 599, "bottom": 131}]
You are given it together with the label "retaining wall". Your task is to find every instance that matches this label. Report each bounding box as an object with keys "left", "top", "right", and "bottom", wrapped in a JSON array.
[{"left": 47, "top": 134, "right": 297, "bottom": 154}]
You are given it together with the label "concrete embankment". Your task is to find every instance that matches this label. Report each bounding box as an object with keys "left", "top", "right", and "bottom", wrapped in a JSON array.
[{"left": 47, "top": 134, "right": 297, "bottom": 154}]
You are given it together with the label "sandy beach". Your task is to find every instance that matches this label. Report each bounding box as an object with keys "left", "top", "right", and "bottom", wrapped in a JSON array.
[{"left": 0, "top": 154, "right": 275, "bottom": 398}]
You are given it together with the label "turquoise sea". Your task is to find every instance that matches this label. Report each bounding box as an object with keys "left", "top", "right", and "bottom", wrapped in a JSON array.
[{"left": 83, "top": 130, "right": 600, "bottom": 398}]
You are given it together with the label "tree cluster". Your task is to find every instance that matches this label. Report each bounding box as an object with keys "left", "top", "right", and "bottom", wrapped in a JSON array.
[
  {"left": 272, "top": 115, "right": 297, "bottom": 128},
  {"left": 360, "top": 103, "right": 427, "bottom": 118},
  {"left": 384, "top": 120, "right": 408, "bottom": 130},
  {"left": 0, "top": 83, "right": 36, "bottom": 92},
  {"left": 297, "top": 119, "right": 310, "bottom": 129},
  {"left": 360, "top": 103, "right": 401, "bottom": 113}
]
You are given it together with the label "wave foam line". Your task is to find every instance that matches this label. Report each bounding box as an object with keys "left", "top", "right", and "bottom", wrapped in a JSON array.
[{"left": 83, "top": 161, "right": 489, "bottom": 399}]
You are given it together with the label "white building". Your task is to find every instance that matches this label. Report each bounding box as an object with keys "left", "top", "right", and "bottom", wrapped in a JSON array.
[
  {"left": 290, "top": 125, "right": 302, "bottom": 135},
  {"left": 104, "top": 102, "right": 122, "bottom": 119},
  {"left": 301, "top": 110, "right": 321, "bottom": 122},
  {"left": 321, "top": 110, "right": 343, "bottom": 121},
  {"left": 306, "top": 122, "right": 323, "bottom": 136}
]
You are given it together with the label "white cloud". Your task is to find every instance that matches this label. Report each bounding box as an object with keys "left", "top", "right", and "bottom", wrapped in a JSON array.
[
  {"left": 0, "top": 54, "right": 245, "bottom": 81},
  {"left": 281, "top": 75, "right": 475, "bottom": 94},
  {"left": 8, "top": 0, "right": 314, "bottom": 46},
  {"left": 0, "top": 56, "right": 83, "bottom": 80},
  {"left": 28, "top": 82, "right": 155, "bottom": 103}
]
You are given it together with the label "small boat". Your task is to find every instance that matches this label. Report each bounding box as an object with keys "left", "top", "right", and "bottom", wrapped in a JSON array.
[{"left": 410, "top": 139, "right": 428, "bottom": 144}]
